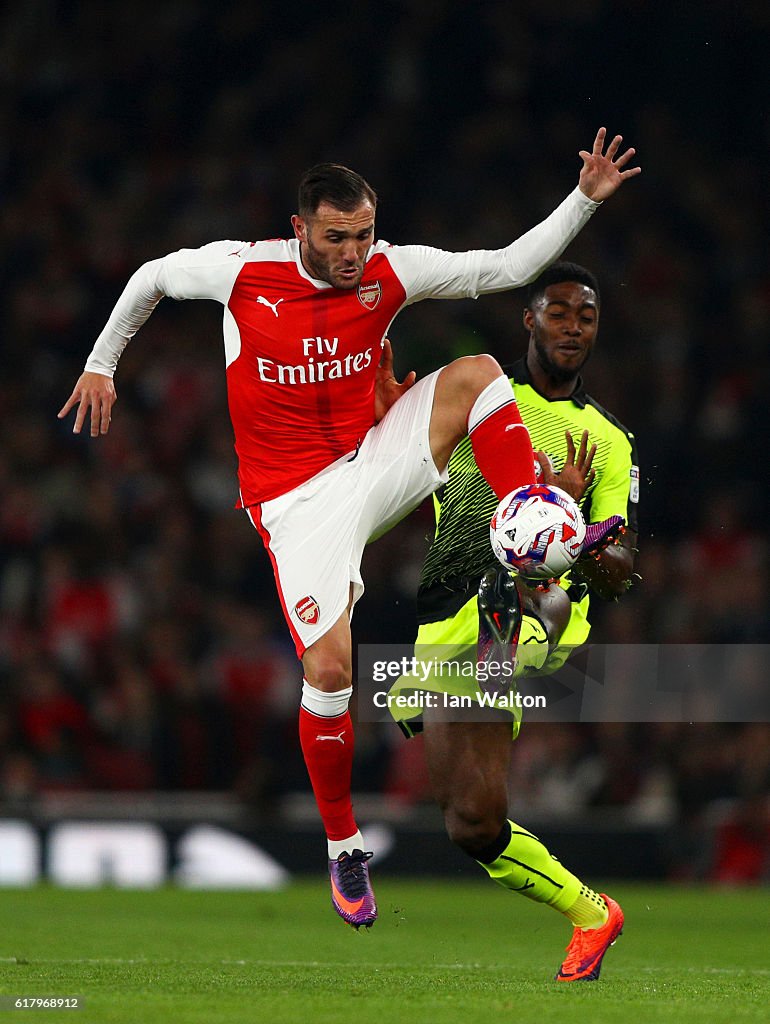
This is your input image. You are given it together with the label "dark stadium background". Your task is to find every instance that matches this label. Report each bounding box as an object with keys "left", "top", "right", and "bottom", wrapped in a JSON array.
[{"left": 1, "top": 1, "right": 768, "bottom": 884}]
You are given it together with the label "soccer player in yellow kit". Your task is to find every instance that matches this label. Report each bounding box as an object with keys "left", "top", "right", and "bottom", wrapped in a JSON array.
[{"left": 399, "top": 263, "right": 638, "bottom": 980}]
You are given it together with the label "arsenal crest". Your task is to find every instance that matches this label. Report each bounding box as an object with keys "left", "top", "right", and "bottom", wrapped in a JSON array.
[
  {"left": 294, "top": 595, "right": 320, "bottom": 625},
  {"left": 357, "top": 280, "right": 382, "bottom": 310}
]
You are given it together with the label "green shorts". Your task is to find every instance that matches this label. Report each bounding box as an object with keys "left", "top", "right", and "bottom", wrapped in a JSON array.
[{"left": 389, "top": 586, "right": 591, "bottom": 738}]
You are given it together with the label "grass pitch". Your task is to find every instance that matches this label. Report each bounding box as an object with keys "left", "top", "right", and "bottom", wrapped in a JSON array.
[{"left": 0, "top": 881, "right": 767, "bottom": 1023}]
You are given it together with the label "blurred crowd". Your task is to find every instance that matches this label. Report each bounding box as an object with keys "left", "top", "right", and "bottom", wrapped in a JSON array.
[{"left": 1, "top": 2, "right": 769, "bottom": 879}]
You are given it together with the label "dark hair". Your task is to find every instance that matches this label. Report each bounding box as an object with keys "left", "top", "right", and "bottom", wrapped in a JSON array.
[
  {"left": 297, "top": 163, "right": 377, "bottom": 218},
  {"left": 525, "top": 261, "right": 600, "bottom": 307}
]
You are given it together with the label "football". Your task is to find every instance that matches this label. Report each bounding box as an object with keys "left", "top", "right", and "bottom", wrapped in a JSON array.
[{"left": 490, "top": 484, "right": 586, "bottom": 579}]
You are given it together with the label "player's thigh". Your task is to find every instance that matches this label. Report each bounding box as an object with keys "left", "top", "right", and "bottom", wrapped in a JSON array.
[
  {"left": 250, "top": 471, "right": 358, "bottom": 658},
  {"left": 427, "top": 355, "right": 501, "bottom": 470},
  {"left": 356, "top": 370, "right": 448, "bottom": 545},
  {"left": 301, "top": 589, "right": 354, "bottom": 690}
]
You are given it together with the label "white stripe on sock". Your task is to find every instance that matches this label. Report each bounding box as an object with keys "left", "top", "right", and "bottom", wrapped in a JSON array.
[
  {"left": 301, "top": 679, "right": 352, "bottom": 718},
  {"left": 467, "top": 376, "right": 516, "bottom": 433}
]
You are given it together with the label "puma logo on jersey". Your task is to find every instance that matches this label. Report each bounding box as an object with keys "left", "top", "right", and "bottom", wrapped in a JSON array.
[
  {"left": 256, "top": 296, "right": 284, "bottom": 317},
  {"left": 315, "top": 730, "right": 346, "bottom": 744}
]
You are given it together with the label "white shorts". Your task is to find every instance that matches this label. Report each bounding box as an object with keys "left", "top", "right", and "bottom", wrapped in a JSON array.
[{"left": 248, "top": 370, "right": 447, "bottom": 658}]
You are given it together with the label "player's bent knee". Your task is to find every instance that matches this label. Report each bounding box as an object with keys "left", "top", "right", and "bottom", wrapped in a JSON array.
[
  {"left": 443, "top": 354, "right": 502, "bottom": 401},
  {"left": 519, "top": 582, "right": 572, "bottom": 641},
  {"left": 303, "top": 656, "right": 352, "bottom": 693},
  {"left": 443, "top": 798, "right": 507, "bottom": 855}
]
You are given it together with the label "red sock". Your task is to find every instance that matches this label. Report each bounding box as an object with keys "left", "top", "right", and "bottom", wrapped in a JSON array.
[
  {"left": 298, "top": 707, "right": 357, "bottom": 841},
  {"left": 470, "top": 400, "right": 536, "bottom": 500}
]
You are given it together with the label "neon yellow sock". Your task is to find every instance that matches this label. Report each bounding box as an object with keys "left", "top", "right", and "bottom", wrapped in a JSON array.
[
  {"left": 564, "top": 885, "right": 609, "bottom": 929},
  {"left": 477, "top": 820, "right": 605, "bottom": 926}
]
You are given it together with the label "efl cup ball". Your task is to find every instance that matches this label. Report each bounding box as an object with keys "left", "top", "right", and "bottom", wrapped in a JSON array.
[{"left": 490, "top": 484, "right": 586, "bottom": 579}]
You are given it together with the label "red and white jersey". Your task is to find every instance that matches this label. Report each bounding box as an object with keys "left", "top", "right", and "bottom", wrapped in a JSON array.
[{"left": 85, "top": 187, "right": 598, "bottom": 504}]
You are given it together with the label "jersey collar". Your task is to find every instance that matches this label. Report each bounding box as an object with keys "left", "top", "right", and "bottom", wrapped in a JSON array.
[
  {"left": 504, "top": 356, "right": 587, "bottom": 409},
  {"left": 290, "top": 238, "right": 333, "bottom": 289}
]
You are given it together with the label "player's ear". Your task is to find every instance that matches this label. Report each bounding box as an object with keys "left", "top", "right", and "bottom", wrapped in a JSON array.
[
  {"left": 523, "top": 308, "right": 534, "bottom": 331},
  {"left": 292, "top": 215, "right": 307, "bottom": 242}
]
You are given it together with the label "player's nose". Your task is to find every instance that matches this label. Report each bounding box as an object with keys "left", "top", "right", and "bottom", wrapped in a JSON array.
[{"left": 340, "top": 241, "right": 358, "bottom": 262}]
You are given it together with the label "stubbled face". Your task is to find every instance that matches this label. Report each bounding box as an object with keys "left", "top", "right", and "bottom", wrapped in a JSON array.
[
  {"left": 292, "top": 200, "right": 375, "bottom": 290},
  {"left": 525, "top": 281, "right": 599, "bottom": 383}
]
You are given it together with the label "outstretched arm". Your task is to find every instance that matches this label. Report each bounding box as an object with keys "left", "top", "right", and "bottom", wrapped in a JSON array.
[
  {"left": 57, "top": 256, "right": 169, "bottom": 436},
  {"left": 490, "top": 126, "right": 640, "bottom": 287},
  {"left": 58, "top": 240, "right": 245, "bottom": 437},
  {"left": 393, "top": 127, "right": 641, "bottom": 303}
]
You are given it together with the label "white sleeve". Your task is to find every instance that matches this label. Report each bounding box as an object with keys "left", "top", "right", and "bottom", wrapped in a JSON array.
[
  {"left": 83, "top": 240, "right": 246, "bottom": 377},
  {"left": 386, "top": 187, "right": 599, "bottom": 304}
]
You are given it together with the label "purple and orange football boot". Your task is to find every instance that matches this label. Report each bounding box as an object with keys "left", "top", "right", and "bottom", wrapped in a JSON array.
[
  {"left": 581, "top": 516, "right": 625, "bottom": 557},
  {"left": 329, "top": 849, "right": 377, "bottom": 929},
  {"left": 555, "top": 893, "right": 624, "bottom": 982}
]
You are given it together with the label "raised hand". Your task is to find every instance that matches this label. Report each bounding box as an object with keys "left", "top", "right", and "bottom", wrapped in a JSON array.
[
  {"left": 578, "top": 127, "right": 640, "bottom": 202},
  {"left": 535, "top": 429, "right": 596, "bottom": 501},
  {"left": 374, "top": 338, "right": 416, "bottom": 423},
  {"left": 560, "top": 429, "right": 597, "bottom": 500},
  {"left": 58, "top": 371, "right": 116, "bottom": 437}
]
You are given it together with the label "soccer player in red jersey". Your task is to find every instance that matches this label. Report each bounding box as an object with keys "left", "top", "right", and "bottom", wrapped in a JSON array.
[{"left": 59, "top": 128, "right": 639, "bottom": 928}]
